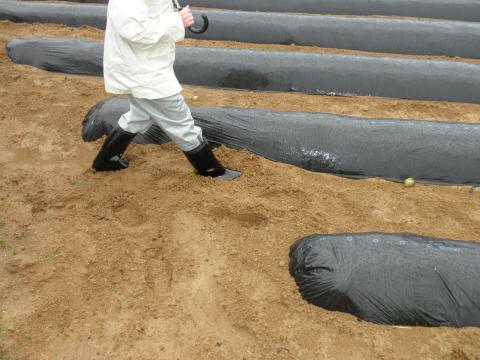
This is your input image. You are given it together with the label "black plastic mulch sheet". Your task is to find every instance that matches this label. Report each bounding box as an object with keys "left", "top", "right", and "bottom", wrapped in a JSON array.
[
  {"left": 82, "top": 97, "right": 480, "bottom": 185},
  {"left": 52, "top": 0, "right": 480, "bottom": 22},
  {"left": 188, "top": 0, "right": 480, "bottom": 22},
  {"left": 0, "top": 0, "right": 107, "bottom": 28},
  {"left": 7, "top": 37, "right": 480, "bottom": 104},
  {"left": 289, "top": 233, "right": 480, "bottom": 327},
  {"left": 3, "top": 1, "right": 480, "bottom": 58}
]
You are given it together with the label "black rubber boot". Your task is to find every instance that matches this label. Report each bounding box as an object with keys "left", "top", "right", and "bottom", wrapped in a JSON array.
[
  {"left": 184, "top": 140, "right": 241, "bottom": 180},
  {"left": 92, "top": 125, "right": 136, "bottom": 172}
]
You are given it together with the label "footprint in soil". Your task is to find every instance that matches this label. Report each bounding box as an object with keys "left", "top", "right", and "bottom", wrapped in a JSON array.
[
  {"left": 4, "top": 254, "right": 36, "bottom": 274},
  {"left": 111, "top": 198, "right": 147, "bottom": 227},
  {"left": 210, "top": 205, "right": 268, "bottom": 226}
]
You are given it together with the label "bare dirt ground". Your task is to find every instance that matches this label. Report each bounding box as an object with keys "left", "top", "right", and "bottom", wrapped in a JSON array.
[{"left": 0, "top": 21, "right": 479, "bottom": 360}]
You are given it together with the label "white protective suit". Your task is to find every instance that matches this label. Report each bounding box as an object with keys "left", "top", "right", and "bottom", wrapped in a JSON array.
[
  {"left": 103, "top": 0, "right": 204, "bottom": 152},
  {"left": 104, "top": 0, "right": 186, "bottom": 99}
]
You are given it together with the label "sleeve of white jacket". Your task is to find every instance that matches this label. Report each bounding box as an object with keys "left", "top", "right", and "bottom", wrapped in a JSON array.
[{"left": 109, "top": 1, "right": 185, "bottom": 46}]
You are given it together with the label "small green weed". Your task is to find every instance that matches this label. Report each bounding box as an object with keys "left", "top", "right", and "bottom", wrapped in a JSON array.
[
  {"left": 0, "top": 240, "right": 16, "bottom": 256},
  {"left": 44, "top": 251, "right": 58, "bottom": 261},
  {"left": 0, "top": 323, "right": 16, "bottom": 360},
  {"left": 70, "top": 179, "right": 83, "bottom": 186}
]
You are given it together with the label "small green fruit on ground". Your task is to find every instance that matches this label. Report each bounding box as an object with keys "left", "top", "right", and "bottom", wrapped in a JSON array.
[
  {"left": 404, "top": 177, "right": 415, "bottom": 187},
  {"left": 192, "top": 95, "right": 199, "bottom": 101}
]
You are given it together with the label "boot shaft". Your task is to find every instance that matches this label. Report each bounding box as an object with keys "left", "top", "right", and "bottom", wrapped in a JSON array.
[{"left": 92, "top": 126, "right": 136, "bottom": 171}]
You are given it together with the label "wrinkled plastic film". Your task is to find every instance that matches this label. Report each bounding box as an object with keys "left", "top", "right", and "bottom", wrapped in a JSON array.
[
  {"left": 289, "top": 233, "right": 480, "bottom": 327},
  {"left": 186, "top": 0, "right": 480, "bottom": 22},
  {"left": 82, "top": 98, "right": 480, "bottom": 185},
  {"left": 7, "top": 37, "right": 480, "bottom": 104},
  {"left": 54, "top": 0, "right": 480, "bottom": 22},
  {"left": 0, "top": 0, "right": 107, "bottom": 28},
  {"left": 3, "top": 1, "right": 480, "bottom": 58}
]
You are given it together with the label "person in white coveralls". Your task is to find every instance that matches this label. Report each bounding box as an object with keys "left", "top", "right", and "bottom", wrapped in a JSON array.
[{"left": 92, "top": 0, "right": 240, "bottom": 180}]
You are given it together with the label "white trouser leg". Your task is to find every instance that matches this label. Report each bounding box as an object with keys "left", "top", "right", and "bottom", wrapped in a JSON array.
[
  {"left": 129, "top": 93, "right": 203, "bottom": 152},
  {"left": 118, "top": 95, "right": 154, "bottom": 134}
]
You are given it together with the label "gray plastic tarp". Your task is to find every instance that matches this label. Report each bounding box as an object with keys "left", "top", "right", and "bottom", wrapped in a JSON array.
[
  {"left": 3, "top": 1, "right": 480, "bottom": 58},
  {"left": 49, "top": 0, "right": 480, "bottom": 22},
  {"left": 290, "top": 233, "right": 480, "bottom": 327},
  {"left": 82, "top": 98, "right": 480, "bottom": 185},
  {"left": 7, "top": 37, "right": 480, "bottom": 104}
]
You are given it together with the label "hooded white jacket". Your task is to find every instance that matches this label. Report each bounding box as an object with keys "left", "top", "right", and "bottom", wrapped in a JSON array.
[{"left": 104, "top": 0, "right": 186, "bottom": 99}]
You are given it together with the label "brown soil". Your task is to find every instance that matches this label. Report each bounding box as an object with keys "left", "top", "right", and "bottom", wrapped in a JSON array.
[{"left": 0, "top": 21, "right": 479, "bottom": 360}]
